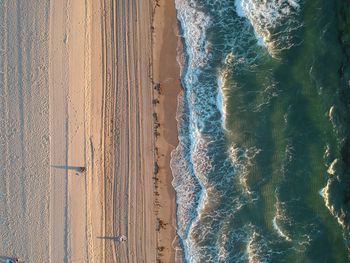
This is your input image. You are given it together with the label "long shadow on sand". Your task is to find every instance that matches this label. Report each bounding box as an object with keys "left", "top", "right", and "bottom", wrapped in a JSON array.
[
  {"left": 97, "top": 236, "right": 118, "bottom": 240},
  {"left": 51, "top": 165, "right": 84, "bottom": 172}
]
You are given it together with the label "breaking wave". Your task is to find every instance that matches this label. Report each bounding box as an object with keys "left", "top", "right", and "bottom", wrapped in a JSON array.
[{"left": 170, "top": 0, "right": 350, "bottom": 261}]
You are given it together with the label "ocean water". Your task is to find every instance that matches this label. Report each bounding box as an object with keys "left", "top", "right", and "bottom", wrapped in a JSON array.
[{"left": 171, "top": 0, "right": 350, "bottom": 262}]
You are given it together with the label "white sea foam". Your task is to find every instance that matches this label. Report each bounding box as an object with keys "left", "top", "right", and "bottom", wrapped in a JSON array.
[
  {"left": 217, "top": 70, "right": 230, "bottom": 130},
  {"left": 246, "top": 231, "right": 260, "bottom": 263},
  {"left": 217, "top": 231, "right": 228, "bottom": 262},
  {"left": 273, "top": 193, "right": 292, "bottom": 241},
  {"left": 288, "top": 0, "right": 300, "bottom": 9},
  {"left": 224, "top": 52, "right": 235, "bottom": 65},
  {"left": 174, "top": 0, "right": 295, "bottom": 261},
  {"left": 246, "top": 228, "right": 270, "bottom": 263},
  {"left": 272, "top": 217, "right": 291, "bottom": 242},
  {"left": 171, "top": 92, "right": 201, "bottom": 240},
  {"left": 253, "top": 77, "right": 280, "bottom": 112},
  {"left": 235, "top": 0, "right": 302, "bottom": 56},
  {"left": 320, "top": 178, "right": 347, "bottom": 230},
  {"left": 327, "top": 159, "right": 338, "bottom": 175},
  {"left": 175, "top": 0, "right": 210, "bottom": 68},
  {"left": 320, "top": 178, "right": 346, "bottom": 227},
  {"left": 191, "top": 128, "right": 213, "bottom": 184},
  {"left": 234, "top": 0, "right": 246, "bottom": 17},
  {"left": 174, "top": 1, "right": 226, "bottom": 260},
  {"left": 329, "top": 105, "right": 335, "bottom": 119},
  {"left": 229, "top": 144, "right": 261, "bottom": 196},
  {"left": 323, "top": 144, "right": 331, "bottom": 161},
  {"left": 183, "top": 130, "right": 226, "bottom": 262},
  {"left": 171, "top": 89, "right": 224, "bottom": 261},
  {"left": 328, "top": 105, "right": 341, "bottom": 132}
]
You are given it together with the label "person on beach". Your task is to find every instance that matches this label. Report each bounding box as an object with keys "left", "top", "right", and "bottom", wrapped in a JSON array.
[{"left": 119, "top": 235, "right": 127, "bottom": 243}]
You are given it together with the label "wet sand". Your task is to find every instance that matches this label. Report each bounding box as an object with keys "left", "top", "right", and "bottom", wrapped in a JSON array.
[{"left": 153, "top": 0, "right": 182, "bottom": 262}]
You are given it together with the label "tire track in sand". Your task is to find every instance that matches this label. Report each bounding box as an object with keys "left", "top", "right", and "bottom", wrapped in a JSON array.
[{"left": 101, "top": 0, "right": 155, "bottom": 262}]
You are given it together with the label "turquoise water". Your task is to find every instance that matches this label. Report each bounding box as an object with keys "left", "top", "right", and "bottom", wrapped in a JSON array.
[{"left": 172, "top": 0, "right": 350, "bottom": 262}]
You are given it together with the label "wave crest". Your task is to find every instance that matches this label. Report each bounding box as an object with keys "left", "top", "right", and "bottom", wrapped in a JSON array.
[{"left": 235, "top": 0, "right": 303, "bottom": 56}]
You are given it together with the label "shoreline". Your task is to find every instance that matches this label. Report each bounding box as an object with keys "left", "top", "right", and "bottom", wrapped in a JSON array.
[{"left": 153, "top": 0, "right": 181, "bottom": 262}]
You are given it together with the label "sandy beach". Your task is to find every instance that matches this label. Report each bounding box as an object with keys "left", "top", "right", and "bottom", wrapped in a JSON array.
[
  {"left": 153, "top": 0, "right": 181, "bottom": 262},
  {"left": 0, "top": 1, "right": 51, "bottom": 261},
  {"left": 0, "top": 0, "right": 177, "bottom": 262},
  {"left": 0, "top": 0, "right": 104, "bottom": 261},
  {"left": 101, "top": 0, "right": 157, "bottom": 262},
  {"left": 0, "top": 0, "right": 345, "bottom": 262}
]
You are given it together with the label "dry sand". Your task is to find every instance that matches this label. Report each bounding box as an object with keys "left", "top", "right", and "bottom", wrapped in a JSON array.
[
  {"left": 153, "top": 0, "right": 182, "bottom": 262},
  {"left": 49, "top": 0, "right": 104, "bottom": 262},
  {"left": 0, "top": 1, "right": 51, "bottom": 261},
  {"left": 101, "top": 0, "right": 157, "bottom": 261},
  {"left": 0, "top": 0, "right": 103, "bottom": 261},
  {"left": 0, "top": 0, "right": 172, "bottom": 262}
]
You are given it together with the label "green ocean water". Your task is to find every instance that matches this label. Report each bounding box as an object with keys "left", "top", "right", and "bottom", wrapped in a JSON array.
[{"left": 173, "top": 0, "right": 350, "bottom": 261}]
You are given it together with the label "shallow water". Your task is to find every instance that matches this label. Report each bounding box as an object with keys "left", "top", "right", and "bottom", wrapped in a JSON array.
[{"left": 172, "top": 0, "right": 350, "bottom": 262}]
